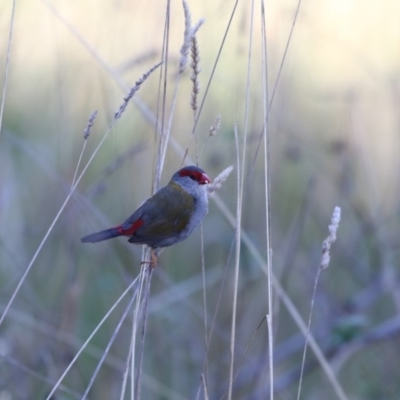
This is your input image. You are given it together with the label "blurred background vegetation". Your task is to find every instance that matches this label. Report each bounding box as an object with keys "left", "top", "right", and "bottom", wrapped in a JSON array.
[{"left": 1, "top": 0, "right": 400, "bottom": 399}]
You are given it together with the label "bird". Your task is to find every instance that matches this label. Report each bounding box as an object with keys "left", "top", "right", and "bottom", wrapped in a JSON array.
[{"left": 81, "top": 166, "right": 211, "bottom": 266}]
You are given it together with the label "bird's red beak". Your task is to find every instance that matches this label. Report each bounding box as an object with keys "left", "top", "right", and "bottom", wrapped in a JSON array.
[{"left": 199, "top": 173, "right": 211, "bottom": 185}]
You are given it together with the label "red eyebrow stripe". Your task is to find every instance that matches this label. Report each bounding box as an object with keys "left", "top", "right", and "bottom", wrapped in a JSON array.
[
  {"left": 118, "top": 218, "right": 144, "bottom": 235},
  {"left": 179, "top": 169, "right": 202, "bottom": 178}
]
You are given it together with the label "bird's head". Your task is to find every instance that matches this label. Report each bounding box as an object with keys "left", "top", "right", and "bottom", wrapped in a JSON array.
[{"left": 171, "top": 166, "right": 211, "bottom": 194}]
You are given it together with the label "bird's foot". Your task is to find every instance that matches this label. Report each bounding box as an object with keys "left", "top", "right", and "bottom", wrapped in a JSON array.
[{"left": 140, "top": 249, "right": 158, "bottom": 268}]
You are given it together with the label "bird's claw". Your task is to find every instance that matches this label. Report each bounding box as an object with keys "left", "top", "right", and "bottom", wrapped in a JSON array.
[{"left": 141, "top": 249, "right": 158, "bottom": 268}]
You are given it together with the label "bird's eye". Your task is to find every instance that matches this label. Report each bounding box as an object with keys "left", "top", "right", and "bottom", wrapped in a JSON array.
[{"left": 189, "top": 173, "right": 196, "bottom": 181}]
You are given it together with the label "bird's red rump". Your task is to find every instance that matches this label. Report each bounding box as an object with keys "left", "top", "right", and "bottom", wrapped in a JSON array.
[{"left": 117, "top": 218, "right": 144, "bottom": 236}]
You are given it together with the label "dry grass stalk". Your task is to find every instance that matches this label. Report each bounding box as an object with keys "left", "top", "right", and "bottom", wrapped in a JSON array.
[
  {"left": 179, "top": 0, "right": 193, "bottom": 73},
  {"left": 0, "top": 0, "right": 15, "bottom": 139},
  {"left": 228, "top": 124, "right": 241, "bottom": 400},
  {"left": 209, "top": 114, "right": 221, "bottom": 136},
  {"left": 179, "top": 0, "right": 204, "bottom": 74},
  {"left": 83, "top": 110, "right": 98, "bottom": 139},
  {"left": 72, "top": 110, "right": 98, "bottom": 189},
  {"left": 81, "top": 290, "right": 137, "bottom": 400},
  {"left": 0, "top": 59, "right": 160, "bottom": 397},
  {"left": 190, "top": 36, "right": 201, "bottom": 113},
  {"left": 133, "top": 266, "right": 153, "bottom": 400},
  {"left": 260, "top": 0, "right": 273, "bottom": 396},
  {"left": 114, "top": 61, "right": 162, "bottom": 120},
  {"left": 180, "top": 0, "right": 192, "bottom": 65},
  {"left": 183, "top": 0, "right": 239, "bottom": 156},
  {"left": 207, "top": 166, "right": 233, "bottom": 197},
  {"left": 45, "top": 278, "right": 140, "bottom": 400},
  {"left": 297, "top": 206, "right": 342, "bottom": 400},
  {"left": 320, "top": 206, "right": 341, "bottom": 270},
  {"left": 161, "top": 1, "right": 204, "bottom": 175},
  {"left": 268, "top": 0, "right": 303, "bottom": 110},
  {"left": 198, "top": 115, "right": 221, "bottom": 159},
  {"left": 207, "top": 184, "right": 348, "bottom": 399}
]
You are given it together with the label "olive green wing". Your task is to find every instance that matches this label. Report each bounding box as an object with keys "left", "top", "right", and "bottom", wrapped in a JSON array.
[{"left": 123, "top": 182, "right": 195, "bottom": 245}]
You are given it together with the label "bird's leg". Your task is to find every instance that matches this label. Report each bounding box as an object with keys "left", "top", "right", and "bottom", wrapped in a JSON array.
[
  {"left": 141, "top": 248, "right": 158, "bottom": 268},
  {"left": 150, "top": 249, "right": 158, "bottom": 268}
]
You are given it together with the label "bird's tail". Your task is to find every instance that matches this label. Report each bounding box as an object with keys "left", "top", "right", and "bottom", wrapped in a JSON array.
[{"left": 81, "top": 227, "right": 121, "bottom": 243}]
